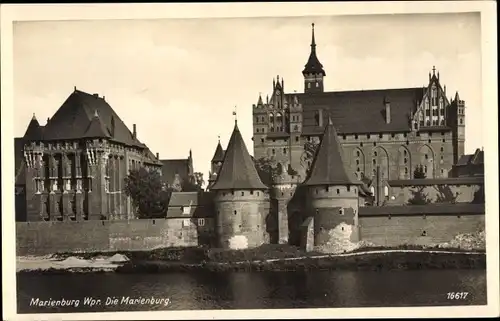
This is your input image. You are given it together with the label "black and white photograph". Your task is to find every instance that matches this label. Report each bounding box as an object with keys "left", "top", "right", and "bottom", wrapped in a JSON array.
[{"left": 1, "top": 2, "right": 498, "bottom": 320}]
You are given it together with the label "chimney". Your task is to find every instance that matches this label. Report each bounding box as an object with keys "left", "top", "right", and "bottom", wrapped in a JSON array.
[
  {"left": 156, "top": 152, "right": 159, "bottom": 159},
  {"left": 93, "top": 93, "right": 98, "bottom": 97},
  {"left": 103, "top": 95, "right": 105, "bottom": 101},
  {"left": 444, "top": 85, "right": 446, "bottom": 96},
  {"left": 385, "top": 98, "right": 391, "bottom": 124},
  {"left": 47, "top": 117, "right": 50, "bottom": 124},
  {"left": 133, "top": 124, "right": 137, "bottom": 139}
]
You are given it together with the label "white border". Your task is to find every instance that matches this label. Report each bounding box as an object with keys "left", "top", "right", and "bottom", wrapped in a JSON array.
[{"left": 1, "top": 2, "right": 498, "bottom": 320}]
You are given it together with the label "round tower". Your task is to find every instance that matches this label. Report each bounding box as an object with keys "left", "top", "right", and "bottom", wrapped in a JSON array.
[
  {"left": 211, "top": 121, "right": 269, "bottom": 250},
  {"left": 303, "top": 118, "right": 363, "bottom": 253}
]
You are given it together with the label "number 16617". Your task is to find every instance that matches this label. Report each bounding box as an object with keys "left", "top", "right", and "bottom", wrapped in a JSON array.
[{"left": 447, "top": 292, "right": 469, "bottom": 300}]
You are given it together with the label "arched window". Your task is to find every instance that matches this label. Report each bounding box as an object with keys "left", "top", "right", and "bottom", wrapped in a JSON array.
[
  {"left": 276, "top": 112, "right": 283, "bottom": 123},
  {"left": 384, "top": 186, "right": 389, "bottom": 196},
  {"left": 269, "top": 113, "right": 274, "bottom": 123}
]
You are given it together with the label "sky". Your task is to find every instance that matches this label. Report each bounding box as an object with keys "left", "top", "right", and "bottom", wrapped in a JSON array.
[{"left": 13, "top": 13, "right": 482, "bottom": 184}]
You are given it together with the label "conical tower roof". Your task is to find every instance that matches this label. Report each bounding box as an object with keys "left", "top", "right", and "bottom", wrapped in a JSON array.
[
  {"left": 211, "top": 140, "right": 225, "bottom": 163},
  {"left": 304, "top": 118, "right": 362, "bottom": 186},
  {"left": 82, "top": 110, "right": 111, "bottom": 139},
  {"left": 23, "top": 114, "right": 43, "bottom": 141},
  {"left": 210, "top": 121, "right": 267, "bottom": 190}
]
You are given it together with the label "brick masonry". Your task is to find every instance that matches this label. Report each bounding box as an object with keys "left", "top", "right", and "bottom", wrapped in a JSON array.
[{"left": 16, "top": 218, "right": 215, "bottom": 256}]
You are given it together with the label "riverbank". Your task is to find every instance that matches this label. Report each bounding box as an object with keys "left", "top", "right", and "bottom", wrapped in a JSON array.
[{"left": 17, "top": 244, "right": 486, "bottom": 275}]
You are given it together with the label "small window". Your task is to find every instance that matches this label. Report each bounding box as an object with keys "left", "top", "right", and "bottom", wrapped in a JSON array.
[
  {"left": 356, "top": 151, "right": 360, "bottom": 157},
  {"left": 440, "top": 147, "right": 444, "bottom": 152},
  {"left": 421, "top": 230, "right": 427, "bottom": 236},
  {"left": 404, "top": 167, "right": 408, "bottom": 174},
  {"left": 355, "top": 135, "right": 359, "bottom": 140},
  {"left": 404, "top": 158, "right": 408, "bottom": 164},
  {"left": 373, "top": 159, "right": 376, "bottom": 165},
  {"left": 459, "top": 119, "right": 463, "bottom": 125},
  {"left": 440, "top": 169, "right": 444, "bottom": 174},
  {"left": 261, "top": 138, "right": 264, "bottom": 143},
  {"left": 356, "top": 159, "right": 360, "bottom": 165},
  {"left": 272, "top": 149, "right": 275, "bottom": 155},
  {"left": 360, "top": 142, "right": 363, "bottom": 147},
  {"left": 256, "top": 128, "right": 259, "bottom": 133},
  {"left": 342, "top": 135, "right": 347, "bottom": 140},
  {"left": 182, "top": 219, "right": 190, "bottom": 227},
  {"left": 424, "top": 165, "right": 428, "bottom": 173},
  {"left": 428, "top": 139, "right": 432, "bottom": 144},
  {"left": 391, "top": 133, "right": 395, "bottom": 138},
  {"left": 198, "top": 218, "right": 205, "bottom": 227},
  {"left": 379, "top": 133, "right": 383, "bottom": 139},
  {"left": 295, "top": 136, "right": 299, "bottom": 142},
  {"left": 315, "top": 82, "right": 319, "bottom": 88},
  {"left": 234, "top": 210, "right": 237, "bottom": 215},
  {"left": 339, "top": 208, "right": 344, "bottom": 215},
  {"left": 373, "top": 142, "right": 377, "bottom": 146},
  {"left": 425, "top": 154, "right": 429, "bottom": 159},
  {"left": 374, "top": 151, "right": 378, "bottom": 157},
  {"left": 250, "top": 190, "right": 254, "bottom": 195},
  {"left": 283, "top": 148, "right": 287, "bottom": 154},
  {"left": 241, "top": 191, "right": 244, "bottom": 196},
  {"left": 403, "top": 133, "right": 407, "bottom": 138},
  {"left": 347, "top": 186, "right": 351, "bottom": 192},
  {"left": 367, "top": 134, "right": 371, "bottom": 139},
  {"left": 336, "top": 189, "right": 340, "bottom": 194}
]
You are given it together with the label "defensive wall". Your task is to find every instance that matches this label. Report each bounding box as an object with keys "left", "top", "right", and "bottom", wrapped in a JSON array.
[
  {"left": 385, "top": 177, "right": 484, "bottom": 205},
  {"left": 16, "top": 218, "right": 215, "bottom": 256}
]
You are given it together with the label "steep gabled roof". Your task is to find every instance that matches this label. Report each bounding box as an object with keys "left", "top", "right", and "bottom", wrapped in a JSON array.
[
  {"left": 456, "top": 149, "right": 484, "bottom": 167},
  {"left": 291, "top": 87, "right": 425, "bottom": 135},
  {"left": 211, "top": 141, "right": 225, "bottom": 163},
  {"left": 23, "top": 114, "right": 44, "bottom": 141},
  {"left": 42, "top": 89, "right": 145, "bottom": 147},
  {"left": 304, "top": 118, "right": 362, "bottom": 186},
  {"left": 210, "top": 121, "right": 267, "bottom": 190}
]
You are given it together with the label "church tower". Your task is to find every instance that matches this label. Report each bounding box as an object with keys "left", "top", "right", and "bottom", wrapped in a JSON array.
[
  {"left": 207, "top": 139, "right": 225, "bottom": 189},
  {"left": 303, "top": 23, "right": 326, "bottom": 93},
  {"left": 211, "top": 120, "right": 270, "bottom": 249}
]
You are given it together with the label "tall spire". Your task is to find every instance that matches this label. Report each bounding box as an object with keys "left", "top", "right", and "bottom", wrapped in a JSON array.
[
  {"left": 304, "top": 118, "right": 362, "bottom": 186},
  {"left": 211, "top": 138, "right": 225, "bottom": 163},
  {"left": 302, "top": 23, "right": 325, "bottom": 77},
  {"left": 311, "top": 23, "right": 316, "bottom": 51},
  {"left": 210, "top": 122, "right": 267, "bottom": 190}
]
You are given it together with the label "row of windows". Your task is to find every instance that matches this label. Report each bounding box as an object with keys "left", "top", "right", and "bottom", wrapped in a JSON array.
[
  {"left": 420, "top": 119, "right": 446, "bottom": 126},
  {"left": 255, "top": 114, "right": 302, "bottom": 123},
  {"left": 221, "top": 191, "right": 261, "bottom": 197},
  {"left": 314, "top": 186, "right": 357, "bottom": 194},
  {"left": 355, "top": 147, "right": 445, "bottom": 159},
  {"left": 424, "top": 108, "right": 445, "bottom": 116}
]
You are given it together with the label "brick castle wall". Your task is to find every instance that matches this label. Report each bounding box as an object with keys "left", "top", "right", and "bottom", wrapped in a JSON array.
[
  {"left": 16, "top": 218, "right": 215, "bottom": 256},
  {"left": 359, "top": 213, "right": 484, "bottom": 247}
]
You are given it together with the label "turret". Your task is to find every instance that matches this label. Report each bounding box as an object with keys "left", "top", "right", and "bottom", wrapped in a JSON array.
[
  {"left": 303, "top": 118, "right": 363, "bottom": 253},
  {"left": 210, "top": 121, "right": 269, "bottom": 249},
  {"left": 208, "top": 138, "right": 225, "bottom": 189}
]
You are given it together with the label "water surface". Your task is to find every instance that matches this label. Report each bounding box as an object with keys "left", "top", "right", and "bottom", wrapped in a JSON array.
[{"left": 17, "top": 269, "right": 487, "bottom": 313}]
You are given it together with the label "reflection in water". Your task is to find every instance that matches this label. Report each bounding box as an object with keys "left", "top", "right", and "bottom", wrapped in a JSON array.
[{"left": 17, "top": 270, "right": 487, "bottom": 313}]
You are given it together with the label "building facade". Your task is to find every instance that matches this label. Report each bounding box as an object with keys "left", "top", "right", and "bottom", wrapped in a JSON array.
[
  {"left": 252, "top": 24, "right": 466, "bottom": 184},
  {"left": 16, "top": 89, "right": 162, "bottom": 222}
]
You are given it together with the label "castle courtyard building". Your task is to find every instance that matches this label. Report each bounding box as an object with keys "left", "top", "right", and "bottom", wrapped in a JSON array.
[{"left": 252, "top": 24, "right": 466, "bottom": 184}]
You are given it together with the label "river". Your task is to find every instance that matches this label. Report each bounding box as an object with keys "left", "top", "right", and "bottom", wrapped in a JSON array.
[{"left": 17, "top": 269, "right": 486, "bottom": 313}]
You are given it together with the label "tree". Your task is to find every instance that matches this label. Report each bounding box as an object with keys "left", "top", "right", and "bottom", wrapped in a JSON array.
[
  {"left": 407, "top": 186, "right": 432, "bottom": 205},
  {"left": 182, "top": 172, "right": 205, "bottom": 192},
  {"left": 300, "top": 140, "right": 319, "bottom": 174},
  {"left": 254, "top": 157, "right": 281, "bottom": 186},
  {"left": 124, "top": 168, "right": 170, "bottom": 218},
  {"left": 413, "top": 165, "right": 426, "bottom": 179}
]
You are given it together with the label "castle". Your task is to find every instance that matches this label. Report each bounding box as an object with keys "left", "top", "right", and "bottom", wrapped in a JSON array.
[{"left": 15, "top": 24, "right": 484, "bottom": 255}]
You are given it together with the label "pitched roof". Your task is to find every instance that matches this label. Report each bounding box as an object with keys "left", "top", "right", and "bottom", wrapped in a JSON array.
[
  {"left": 211, "top": 141, "right": 225, "bottom": 162},
  {"left": 456, "top": 149, "right": 484, "bottom": 167},
  {"left": 23, "top": 115, "right": 44, "bottom": 141},
  {"left": 41, "top": 89, "right": 145, "bottom": 147},
  {"left": 302, "top": 23, "right": 325, "bottom": 76},
  {"left": 161, "top": 159, "right": 191, "bottom": 185},
  {"left": 14, "top": 138, "right": 26, "bottom": 185},
  {"left": 82, "top": 111, "right": 111, "bottom": 139},
  {"left": 304, "top": 118, "right": 362, "bottom": 186},
  {"left": 210, "top": 121, "right": 267, "bottom": 190},
  {"left": 291, "top": 87, "right": 427, "bottom": 135}
]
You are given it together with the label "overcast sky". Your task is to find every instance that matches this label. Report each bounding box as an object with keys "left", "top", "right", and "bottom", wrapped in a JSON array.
[{"left": 13, "top": 13, "right": 482, "bottom": 181}]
